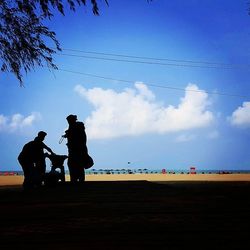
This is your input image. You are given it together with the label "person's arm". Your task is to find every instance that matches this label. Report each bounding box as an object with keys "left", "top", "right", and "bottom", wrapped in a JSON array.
[
  {"left": 42, "top": 142, "right": 54, "bottom": 154},
  {"left": 62, "top": 129, "right": 69, "bottom": 138}
]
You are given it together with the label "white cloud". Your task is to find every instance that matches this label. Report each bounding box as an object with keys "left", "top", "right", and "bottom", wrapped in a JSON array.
[
  {"left": 75, "top": 82, "right": 214, "bottom": 139},
  {"left": 0, "top": 112, "right": 41, "bottom": 132},
  {"left": 0, "top": 115, "right": 7, "bottom": 129},
  {"left": 175, "top": 134, "right": 196, "bottom": 142},
  {"left": 229, "top": 102, "right": 250, "bottom": 127},
  {"left": 207, "top": 130, "right": 219, "bottom": 139}
]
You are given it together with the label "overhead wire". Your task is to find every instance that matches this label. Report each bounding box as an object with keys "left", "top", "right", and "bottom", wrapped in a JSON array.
[
  {"left": 48, "top": 47, "right": 250, "bottom": 98},
  {"left": 56, "top": 68, "right": 249, "bottom": 98},
  {"left": 54, "top": 47, "right": 250, "bottom": 70},
  {"left": 58, "top": 53, "right": 249, "bottom": 70}
]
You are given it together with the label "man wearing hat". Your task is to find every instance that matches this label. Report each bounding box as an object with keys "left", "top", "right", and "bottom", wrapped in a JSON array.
[
  {"left": 18, "top": 131, "right": 55, "bottom": 189},
  {"left": 63, "top": 114, "right": 88, "bottom": 183}
]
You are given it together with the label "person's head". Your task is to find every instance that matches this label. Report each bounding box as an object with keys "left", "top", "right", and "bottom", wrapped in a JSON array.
[
  {"left": 37, "top": 131, "right": 47, "bottom": 141},
  {"left": 66, "top": 114, "right": 77, "bottom": 125}
]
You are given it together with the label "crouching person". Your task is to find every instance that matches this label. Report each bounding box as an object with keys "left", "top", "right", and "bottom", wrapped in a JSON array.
[{"left": 18, "top": 131, "right": 55, "bottom": 189}]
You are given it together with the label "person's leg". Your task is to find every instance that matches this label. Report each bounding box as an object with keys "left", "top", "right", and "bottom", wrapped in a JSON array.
[
  {"left": 78, "top": 167, "right": 85, "bottom": 183},
  {"left": 21, "top": 163, "right": 34, "bottom": 189},
  {"left": 36, "top": 159, "right": 46, "bottom": 186},
  {"left": 68, "top": 157, "right": 78, "bottom": 184}
]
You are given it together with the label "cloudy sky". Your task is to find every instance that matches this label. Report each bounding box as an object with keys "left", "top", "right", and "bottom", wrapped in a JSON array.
[{"left": 1, "top": 0, "right": 250, "bottom": 171}]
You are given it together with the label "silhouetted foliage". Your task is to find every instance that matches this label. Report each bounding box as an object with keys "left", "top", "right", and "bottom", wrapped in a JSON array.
[
  {"left": 0, "top": 1, "right": 153, "bottom": 85},
  {"left": 0, "top": 0, "right": 108, "bottom": 85}
]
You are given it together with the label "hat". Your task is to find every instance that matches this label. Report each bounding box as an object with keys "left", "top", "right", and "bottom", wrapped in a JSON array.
[
  {"left": 38, "top": 131, "right": 47, "bottom": 137},
  {"left": 66, "top": 114, "right": 77, "bottom": 121}
]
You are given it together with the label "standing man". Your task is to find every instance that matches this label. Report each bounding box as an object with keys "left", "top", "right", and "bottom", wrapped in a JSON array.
[
  {"left": 63, "top": 114, "right": 88, "bottom": 183},
  {"left": 18, "top": 131, "right": 54, "bottom": 189}
]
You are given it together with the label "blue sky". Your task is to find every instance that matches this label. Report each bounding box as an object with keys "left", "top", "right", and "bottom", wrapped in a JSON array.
[{"left": 1, "top": 0, "right": 250, "bottom": 171}]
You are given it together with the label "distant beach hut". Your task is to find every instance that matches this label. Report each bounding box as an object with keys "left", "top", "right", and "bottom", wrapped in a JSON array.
[
  {"left": 190, "top": 167, "right": 196, "bottom": 174},
  {"left": 162, "top": 169, "right": 166, "bottom": 174},
  {"left": 91, "top": 169, "right": 98, "bottom": 175},
  {"left": 119, "top": 169, "right": 125, "bottom": 174}
]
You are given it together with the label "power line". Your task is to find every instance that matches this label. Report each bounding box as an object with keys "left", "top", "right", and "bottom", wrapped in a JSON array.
[
  {"left": 57, "top": 47, "right": 250, "bottom": 69},
  {"left": 60, "top": 48, "right": 242, "bottom": 66},
  {"left": 58, "top": 53, "right": 247, "bottom": 70},
  {"left": 56, "top": 68, "right": 249, "bottom": 98}
]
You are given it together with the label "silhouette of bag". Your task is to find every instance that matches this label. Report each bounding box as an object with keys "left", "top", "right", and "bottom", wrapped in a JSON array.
[{"left": 85, "top": 154, "right": 94, "bottom": 169}]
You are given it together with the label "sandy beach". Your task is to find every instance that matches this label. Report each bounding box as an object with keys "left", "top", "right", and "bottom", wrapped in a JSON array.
[
  {"left": 1, "top": 173, "right": 250, "bottom": 186},
  {"left": 0, "top": 179, "right": 250, "bottom": 250},
  {"left": 1, "top": 172, "right": 250, "bottom": 250}
]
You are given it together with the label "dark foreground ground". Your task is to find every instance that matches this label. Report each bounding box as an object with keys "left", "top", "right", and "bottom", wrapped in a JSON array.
[{"left": 0, "top": 181, "right": 250, "bottom": 250}]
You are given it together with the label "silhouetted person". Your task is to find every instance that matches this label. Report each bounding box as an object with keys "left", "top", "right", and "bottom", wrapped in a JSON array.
[
  {"left": 18, "top": 131, "right": 54, "bottom": 189},
  {"left": 63, "top": 114, "right": 88, "bottom": 184}
]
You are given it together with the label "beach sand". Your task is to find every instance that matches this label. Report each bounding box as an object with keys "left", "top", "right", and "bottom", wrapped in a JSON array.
[
  {"left": 0, "top": 175, "right": 250, "bottom": 249},
  {"left": 1, "top": 173, "right": 250, "bottom": 186}
]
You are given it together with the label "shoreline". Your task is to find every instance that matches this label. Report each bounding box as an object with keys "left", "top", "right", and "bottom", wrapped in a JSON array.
[{"left": 1, "top": 173, "right": 250, "bottom": 186}]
